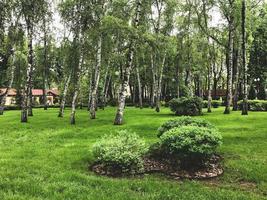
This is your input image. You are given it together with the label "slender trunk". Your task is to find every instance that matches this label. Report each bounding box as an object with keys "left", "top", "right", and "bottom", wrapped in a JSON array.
[
  {"left": 155, "top": 54, "right": 166, "bottom": 113},
  {"left": 90, "top": 36, "right": 102, "bottom": 119},
  {"left": 100, "top": 63, "right": 110, "bottom": 109},
  {"left": 224, "top": 21, "right": 234, "bottom": 114},
  {"left": 136, "top": 67, "right": 143, "bottom": 109},
  {"left": 87, "top": 69, "right": 92, "bottom": 111},
  {"left": 232, "top": 49, "right": 239, "bottom": 111},
  {"left": 43, "top": 18, "right": 48, "bottom": 110},
  {"left": 28, "top": 89, "right": 33, "bottom": 116},
  {"left": 114, "top": 0, "right": 141, "bottom": 125},
  {"left": 176, "top": 57, "right": 180, "bottom": 98},
  {"left": 150, "top": 53, "right": 156, "bottom": 108},
  {"left": 21, "top": 23, "right": 34, "bottom": 122},
  {"left": 207, "top": 64, "right": 212, "bottom": 113},
  {"left": 58, "top": 70, "right": 72, "bottom": 117},
  {"left": 241, "top": 0, "right": 248, "bottom": 115},
  {"left": 103, "top": 74, "right": 111, "bottom": 108},
  {"left": 70, "top": 37, "right": 83, "bottom": 125}
]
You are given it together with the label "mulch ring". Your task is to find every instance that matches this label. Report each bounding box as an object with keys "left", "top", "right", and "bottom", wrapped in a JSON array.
[
  {"left": 91, "top": 155, "right": 223, "bottom": 180},
  {"left": 143, "top": 155, "right": 224, "bottom": 180}
]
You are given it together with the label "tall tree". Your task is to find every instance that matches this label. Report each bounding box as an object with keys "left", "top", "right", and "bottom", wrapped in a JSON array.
[{"left": 114, "top": 0, "right": 142, "bottom": 125}]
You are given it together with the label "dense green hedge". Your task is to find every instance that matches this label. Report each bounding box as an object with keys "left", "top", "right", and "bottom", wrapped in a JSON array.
[
  {"left": 203, "top": 100, "right": 223, "bottom": 108},
  {"left": 4, "top": 104, "right": 62, "bottom": 111},
  {"left": 238, "top": 100, "right": 267, "bottom": 111},
  {"left": 169, "top": 97, "right": 203, "bottom": 116}
]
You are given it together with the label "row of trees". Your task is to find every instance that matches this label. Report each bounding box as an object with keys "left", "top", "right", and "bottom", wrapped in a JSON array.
[{"left": 0, "top": 0, "right": 266, "bottom": 124}]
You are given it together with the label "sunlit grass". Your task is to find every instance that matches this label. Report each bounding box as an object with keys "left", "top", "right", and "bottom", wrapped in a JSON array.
[{"left": 0, "top": 107, "right": 266, "bottom": 199}]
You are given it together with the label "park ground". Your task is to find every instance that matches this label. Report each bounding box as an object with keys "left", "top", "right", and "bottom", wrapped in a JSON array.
[{"left": 0, "top": 107, "right": 266, "bottom": 200}]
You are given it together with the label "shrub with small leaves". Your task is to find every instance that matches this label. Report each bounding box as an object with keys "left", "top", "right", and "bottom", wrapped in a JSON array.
[
  {"left": 238, "top": 100, "right": 267, "bottom": 111},
  {"left": 211, "top": 100, "right": 222, "bottom": 108},
  {"left": 169, "top": 97, "right": 203, "bottom": 116},
  {"left": 159, "top": 126, "right": 222, "bottom": 166},
  {"left": 92, "top": 130, "right": 148, "bottom": 175},
  {"left": 157, "top": 117, "right": 215, "bottom": 137}
]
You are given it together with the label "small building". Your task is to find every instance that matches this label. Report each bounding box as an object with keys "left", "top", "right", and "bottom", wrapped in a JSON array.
[{"left": 0, "top": 88, "right": 59, "bottom": 106}]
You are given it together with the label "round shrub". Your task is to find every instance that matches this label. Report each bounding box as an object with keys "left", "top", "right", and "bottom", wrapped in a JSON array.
[
  {"left": 169, "top": 97, "right": 203, "bottom": 116},
  {"left": 203, "top": 100, "right": 208, "bottom": 108},
  {"left": 92, "top": 130, "right": 148, "bottom": 175},
  {"left": 159, "top": 126, "right": 222, "bottom": 166},
  {"left": 157, "top": 117, "right": 215, "bottom": 137},
  {"left": 211, "top": 100, "right": 222, "bottom": 108}
]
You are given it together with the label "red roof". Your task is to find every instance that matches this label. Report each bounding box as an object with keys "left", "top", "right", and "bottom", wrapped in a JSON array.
[
  {"left": 0, "top": 88, "right": 17, "bottom": 96},
  {"left": 0, "top": 88, "right": 59, "bottom": 96}
]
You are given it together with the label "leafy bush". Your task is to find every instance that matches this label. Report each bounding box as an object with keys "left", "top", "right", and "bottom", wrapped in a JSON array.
[
  {"left": 203, "top": 100, "right": 208, "bottom": 108},
  {"left": 169, "top": 97, "right": 203, "bottom": 116},
  {"left": 157, "top": 117, "right": 215, "bottom": 137},
  {"left": 92, "top": 130, "right": 148, "bottom": 174},
  {"left": 212, "top": 100, "right": 222, "bottom": 108},
  {"left": 238, "top": 100, "right": 267, "bottom": 111},
  {"left": 159, "top": 126, "right": 222, "bottom": 166},
  {"left": 203, "top": 100, "right": 222, "bottom": 108}
]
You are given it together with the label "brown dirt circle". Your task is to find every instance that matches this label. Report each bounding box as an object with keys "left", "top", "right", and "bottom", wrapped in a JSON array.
[{"left": 91, "top": 155, "right": 224, "bottom": 180}]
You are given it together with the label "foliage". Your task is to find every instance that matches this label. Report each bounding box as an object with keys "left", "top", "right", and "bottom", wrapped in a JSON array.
[
  {"left": 248, "top": 85, "right": 257, "bottom": 100},
  {"left": 203, "top": 100, "right": 222, "bottom": 108},
  {"left": 169, "top": 97, "right": 203, "bottom": 116},
  {"left": 157, "top": 116, "right": 215, "bottom": 137},
  {"left": 159, "top": 126, "right": 222, "bottom": 161},
  {"left": 92, "top": 130, "right": 148, "bottom": 174},
  {"left": 238, "top": 100, "right": 267, "bottom": 112}
]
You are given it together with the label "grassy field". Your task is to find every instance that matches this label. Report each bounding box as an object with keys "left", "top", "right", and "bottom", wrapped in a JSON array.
[{"left": 0, "top": 107, "right": 266, "bottom": 200}]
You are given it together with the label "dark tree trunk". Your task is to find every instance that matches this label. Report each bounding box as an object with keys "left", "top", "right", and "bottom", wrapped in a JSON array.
[
  {"left": 232, "top": 48, "right": 240, "bottom": 111},
  {"left": 175, "top": 58, "right": 180, "bottom": 98},
  {"left": 224, "top": 19, "right": 234, "bottom": 114}
]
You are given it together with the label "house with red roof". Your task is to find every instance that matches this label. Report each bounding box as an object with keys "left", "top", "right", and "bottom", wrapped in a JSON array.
[{"left": 0, "top": 88, "right": 59, "bottom": 106}]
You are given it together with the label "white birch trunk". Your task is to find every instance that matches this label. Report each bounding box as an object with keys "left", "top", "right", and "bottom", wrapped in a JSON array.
[
  {"left": 58, "top": 70, "right": 72, "bottom": 117},
  {"left": 114, "top": 0, "right": 141, "bottom": 125},
  {"left": 90, "top": 37, "right": 102, "bottom": 119}
]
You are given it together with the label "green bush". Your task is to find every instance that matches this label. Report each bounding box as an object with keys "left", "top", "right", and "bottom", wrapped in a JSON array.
[
  {"left": 203, "top": 100, "right": 222, "bottom": 108},
  {"left": 157, "top": 117, "right": 215, "bottom": 137},
  {"left": 212, "top": 100, "right": 221, "bottom": 108},
  {"left": 92, "top": 130, "right": 148, "bottom": 174},
  {"left": 169, "top": 97, "right": 203, "bottom": 116},
  {"left": 203, "top": 100, "right": 208, "bottom": 108},
  {"left": 159, "top": 126, "right": 222, "bottom": 165},
  {"left": 238, "top": 100, "right": 267, "bottom": 111}
]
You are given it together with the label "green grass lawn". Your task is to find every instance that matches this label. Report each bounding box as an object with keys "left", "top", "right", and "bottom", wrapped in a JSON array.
[{"left": 0, "top": 107, "right": 266, "bottom": 200}]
